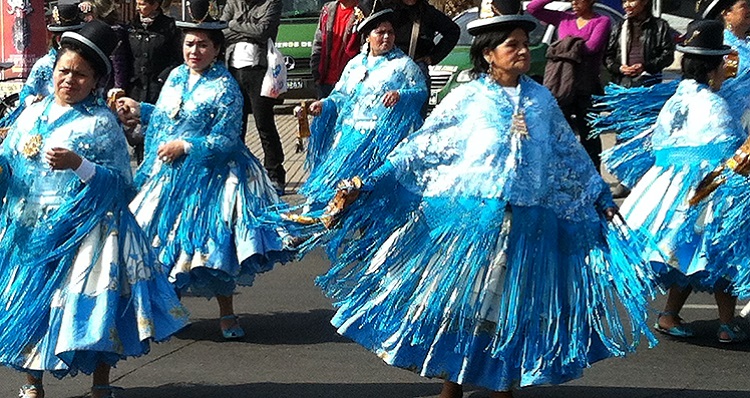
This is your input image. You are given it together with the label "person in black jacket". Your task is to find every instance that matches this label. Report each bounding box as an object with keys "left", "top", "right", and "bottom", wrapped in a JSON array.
[
  {"left": 387, "top": 0, "right": 459, "bottom": 114},
  {"left": 222, "top": 0, "right": 287, "bottom": 196},
  {"left": 128, "top": 0, "right": 182, "bottom": 104},
  {"left": 390, "top": 0, "right": 459, "bottom": 67},
  {"left": 604, "top": 0, "right": 674, "bottom": 198},
  {"left": 604, "top": 0, "right": 674, "bottom": 88}
]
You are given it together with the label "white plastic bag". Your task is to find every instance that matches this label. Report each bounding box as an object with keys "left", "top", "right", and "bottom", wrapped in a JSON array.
[{"left": 261, "top": 38, "right": 288, "bottom": 98}]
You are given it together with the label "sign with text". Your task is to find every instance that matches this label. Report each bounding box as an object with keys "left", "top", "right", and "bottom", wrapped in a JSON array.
[{"left": 1, "top": 0, "right": 46, "bottom": 79}]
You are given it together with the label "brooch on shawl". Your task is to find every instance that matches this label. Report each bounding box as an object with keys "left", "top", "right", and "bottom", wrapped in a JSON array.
[
  {"left": 169, "top": 102, "right": 181, "bottom": 119},
  {"left": 21, "top": 134, "right": 43, "bottom": 158},
  {"left": 351, "top": 67, "right": 368, "bottom": 83},
  {"left": 510, "top": 110, "right": 529, "bottom": 138},
  {"left": 498, "top": 79, "right": 530, "bottom": 138}
]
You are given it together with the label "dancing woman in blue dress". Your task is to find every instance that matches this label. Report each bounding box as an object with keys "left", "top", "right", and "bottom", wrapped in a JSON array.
[
  {"left": 0, "top": 21, "right": 188, "bottom": 398},
  {"left": 116, "top": 0, "right": 293, "bottom": 340},
  {"left": 302, "top": 8, "right": 427, "bottom": 205},
  {"left": 303, "top": 1, "right": 659, "bottom": 396},
  {"left": 610, "top": 19, "right": 748, "bottom": 343}
]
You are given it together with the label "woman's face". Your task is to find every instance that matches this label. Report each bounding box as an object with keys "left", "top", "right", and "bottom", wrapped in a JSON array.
[
  {"left": 623, "top": 0, "right": 648, "bottom": 19},
  {"left": 724, "top": 1, "right": 750, "bottom": 31},
  {"left": 183, "top": 31, "right": 219, "bottom": 73},
  {"left": 484, "top": 28, "right": 531, "bottom": 81},
  {"left": 367, "top": 21, "right": 396, "bottom": 57},
  {"left": 711, "top": 59, "right": 727, "bottom": 91},
  {"left": 570, "top": 0, "right": 594, "bottom": 16},
  {"left": 53, "top": 50, "right": 98, "bottom": 105},
  {"left": 136, "top": 0, "right": 160, "bottom": 17}
]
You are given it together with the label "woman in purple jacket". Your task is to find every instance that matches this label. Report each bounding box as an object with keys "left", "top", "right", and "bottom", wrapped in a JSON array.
[{"left": 527, "top": 0, "right": 611, "bottom": 171}]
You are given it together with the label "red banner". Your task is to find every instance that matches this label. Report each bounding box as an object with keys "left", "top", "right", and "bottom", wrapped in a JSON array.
[{"left": 1, "top": 0, "right": 47, "bottom": 79}]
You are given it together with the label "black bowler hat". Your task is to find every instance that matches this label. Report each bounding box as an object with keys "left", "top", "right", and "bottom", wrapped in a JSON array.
[
  {"left": 677, "top": 19, "right": 732, "bottom": 55},
  {"left": 356, "top": 7, "right": 394, "bottom": 35},
  {"left": 48, "top": 0, "right": 85, "bottom": 32},
  {"left": 176, "top": 0, "right": 227, "bottom": 30},
  {"left": 700, "top": 0, "right": 737, "bottom": 19},
  {"left": 467, "top": 0, "right": 537, "bottom": 36},
  {"left": 60, "top": 20, "right": 118, "bottom": 76}
]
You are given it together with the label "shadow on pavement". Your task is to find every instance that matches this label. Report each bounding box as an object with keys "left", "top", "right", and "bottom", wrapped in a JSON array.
[
  {"left": 98, "top": 383, "right": 750, "bottom": 398},
  {"left": 117, "top": 382, "right": 448, "bottom": 398},
  {"left": 511, "top": 386, "right": 750, "bottom": 398},
  {"left": 173, "top": 309, "right": 350, "bottom": 344},
  {"left": 654, "top": 318, "right": 750, "bottom": 352}
]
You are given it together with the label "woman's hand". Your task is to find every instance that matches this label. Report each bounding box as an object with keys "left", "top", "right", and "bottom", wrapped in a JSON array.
[
  {"left": 620, "top": 64, "right": 644, "bottom": 77},
  {"left": 603, "top": 206, "right": 619, "bottom": 222},
  {"left": 116, "top": 97, "right": 141, "bottom": 128},
  {"left": 308, "top": 100, "right": 323, "bottom": 116},
  {"left": 382, "top": 91, "right": 400, "bottom": 108},
  {"left": 157, "top": 140, "right": 187, "bottom": 163},
  {"left": 45, "top": 147, "right": 82, "bottom": 170}
]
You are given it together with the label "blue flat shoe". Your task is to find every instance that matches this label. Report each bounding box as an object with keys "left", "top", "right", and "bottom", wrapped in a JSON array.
[
  {"left": 718, "top": 323, "right": 748, "bottom": 344},
  {"left": 654, "top": 311, "right": 695, "bottom": 338},
  {"left": 19, "top": 383, "right": 43, "bottom": 398},
  {"left": 220, "top": 315, "right": 245, "bottom": 340}
]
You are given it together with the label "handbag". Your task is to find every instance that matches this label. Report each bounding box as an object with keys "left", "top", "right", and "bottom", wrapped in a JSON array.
[{"left": 261, "top": 38, "right": 288, "bottom": 98}]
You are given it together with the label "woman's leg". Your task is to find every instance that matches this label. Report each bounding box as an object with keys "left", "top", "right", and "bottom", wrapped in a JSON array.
[
  {"left": 217, "top": 294, "right": 245, "bottom": 338},
  {"left": 715, "top": 290, "right": 746, "bottom": 342},
  {"left": 91, "top": 363, "right": 111, "bottom": 398},
  {"left": 657, "top": 285, "right": 692, "bottom": 329},
  {"left": 715, "top": 290, "right": 737, "bottom": 325},
  {"left": 439, "top": 381, "right": 462, "bottom": 398},
  {"left": 217, "top": 294, "right": 235, "bottom": 329}
]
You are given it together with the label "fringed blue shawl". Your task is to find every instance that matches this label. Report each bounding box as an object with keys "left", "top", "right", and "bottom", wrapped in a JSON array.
[
  {"left": 302, "top": 47, "right": 427, "bottom": 202},
  {"left": 0, "top": 95, "right": 133, "bottom": 360},
  {"left": 304, "top": 75, "right": 658, "bottom": 390},
  {"left": 131, "top": 62, "right": 285, "bottom": 284}
]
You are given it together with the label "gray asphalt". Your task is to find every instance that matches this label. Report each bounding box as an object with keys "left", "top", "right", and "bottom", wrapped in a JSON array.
[
  {"left": 2, "top": 237, "right": 750, "bottom": 398},
  {"left": 4, "top": 135, "right": 750, "bottom": 397}
]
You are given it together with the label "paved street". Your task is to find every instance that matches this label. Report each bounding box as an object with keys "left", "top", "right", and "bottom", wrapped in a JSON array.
[{"left": 3, "top": 116, "right": 750, "bottom": 397}]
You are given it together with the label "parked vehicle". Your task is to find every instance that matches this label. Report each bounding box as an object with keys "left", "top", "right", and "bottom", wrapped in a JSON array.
[
  {"left": 276, "top": 0, "right": 326, "bottom": 99},
  {"left": 428, "top": 2, "right": 624, "bottom": 106}
]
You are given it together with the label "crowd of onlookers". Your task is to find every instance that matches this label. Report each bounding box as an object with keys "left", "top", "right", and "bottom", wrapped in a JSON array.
[{"left": 38, "top": 0, "right": 742, "bottom": 199}]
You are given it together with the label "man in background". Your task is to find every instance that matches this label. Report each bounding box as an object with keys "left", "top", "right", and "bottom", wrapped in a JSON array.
[
  {"left": 311, "top": 0, "right": 363, "bottom": 98},
  {"left": 223, "top": 0, "right": 286, "bottom": 195}
]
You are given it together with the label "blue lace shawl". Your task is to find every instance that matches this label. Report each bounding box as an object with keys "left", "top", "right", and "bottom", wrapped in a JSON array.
[
  {"left": 135, "top": 62, "right": 246, "bottom": 187},
  {"left": 0, "top": 95, "right": 134, "bottom": 357},
  {"left": 305, "top": 46, "right": 427, "bottom": 178},
  {"left": 383, "top": 74, "right": 612, "bottom": 222}
]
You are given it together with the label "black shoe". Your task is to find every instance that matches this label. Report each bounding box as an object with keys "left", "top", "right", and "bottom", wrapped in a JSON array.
[
  {"left": 271, "top": 180, "right": 285, "bottom": 196},
  {"left": 611, "top": 183, "right": 630, "bottom": 199}
]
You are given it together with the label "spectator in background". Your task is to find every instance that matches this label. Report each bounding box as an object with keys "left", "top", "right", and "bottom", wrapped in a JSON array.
[
  {"left": 604, "top": 0, "right": 674, "bottom": 199},
  {"left": 128, "top": 0, "right": 182, "bottom": 104},
  {"left": 605, "top": 0, "right": 674, "bottom": 88},
  {"left": 528, "top": 0, "right": 611, "bottom": 172},
  {"left": 126, "top": 0, "right": 182, "bottom": 163},
  {"left": 389, "top": 0, "right": 459, "bottom": 114},
  {"left": 79, "top": 0, "right": 133, "bottom": 92},
  {"left": 223, "top": 0, "right": 287, "bottom": 196},
  {"left": 311, "top": 0, "right": 363, "bottom": 98}
]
